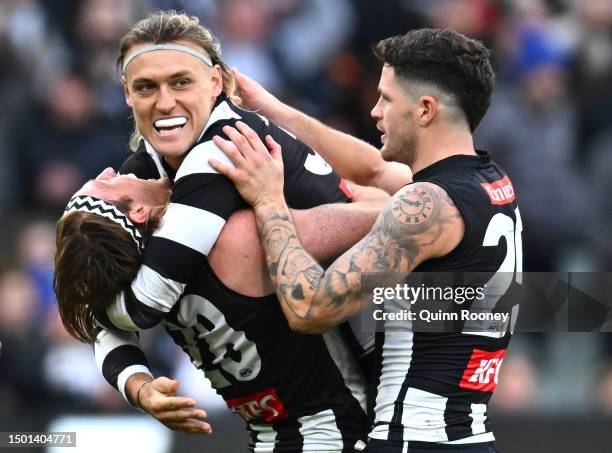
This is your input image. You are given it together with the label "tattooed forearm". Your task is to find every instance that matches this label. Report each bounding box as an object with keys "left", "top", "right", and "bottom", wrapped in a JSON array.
[
  {"left": 253, "top": 182, "right": 463, "bottom": 332},
  {"left": 254, "top": 202, "right": 325, "bottom": 322}
]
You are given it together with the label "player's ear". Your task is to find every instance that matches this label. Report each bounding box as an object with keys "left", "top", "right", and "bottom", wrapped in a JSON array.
[
  {"left": 417, "top": 95, "right": 437, "bottom": 127},
  {"left": 127, "top": 204, "right": 148, "bottom": 225},
  {"left": 210, "top": 64, "right": 223, "bottom": 98},
  {"left": 122, "top": 76, "right": 133, "bottom": 108}
]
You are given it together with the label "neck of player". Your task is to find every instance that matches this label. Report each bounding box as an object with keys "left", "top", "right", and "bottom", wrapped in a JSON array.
[{"left": 411, "top": 124, "right": 476, "bottom": 174}]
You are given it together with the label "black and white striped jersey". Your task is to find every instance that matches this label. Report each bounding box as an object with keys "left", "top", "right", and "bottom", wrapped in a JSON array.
[
  {"left": 369, "top": 151, "right": 522, "bottom": 446},
  {"left": 94, "top": 94, "right": 370, "bottom": 451},
  {"left": 95, "top": 94, "right": 353, "bottom": 332},
  {"left": 169, "top": 261, "right": 368, "bottom": 452},
  {"left": 95, "top": 263, "right": 370, "bottom": 452}
]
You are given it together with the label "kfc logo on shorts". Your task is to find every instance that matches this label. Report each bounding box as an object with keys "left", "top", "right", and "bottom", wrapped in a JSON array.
[
  {"left": 480, "top": 176, "right": 515, "bottom": 205},
  {"left": 459, "top": 348, "right": 506, "bottom": 392},
  {"left": 226, "top": 387, "right": 288, "bottom": 422}
]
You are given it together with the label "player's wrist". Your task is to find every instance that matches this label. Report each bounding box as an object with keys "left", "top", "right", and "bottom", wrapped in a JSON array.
[
  {"left": 136, "top": 381, "right": 150, "bottom": 410},
  {"left": 263, "top": 99, "right": 293, "bottom": 128},
  {"left": 253, "top": 194, "right": 287, "bottom": 217}
]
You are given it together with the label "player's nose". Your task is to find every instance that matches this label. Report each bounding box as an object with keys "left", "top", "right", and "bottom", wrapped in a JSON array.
[
  {"left": 155, "top": 85, "right": 177, "bottom": 112},
  {"left": 371, "top": 100, "right": 383, "bottom": 120}
]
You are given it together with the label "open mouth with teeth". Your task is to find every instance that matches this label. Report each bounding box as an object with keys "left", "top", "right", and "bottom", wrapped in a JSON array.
[{"left": 154, "top": 117, "right": 187, "bottom": 136}]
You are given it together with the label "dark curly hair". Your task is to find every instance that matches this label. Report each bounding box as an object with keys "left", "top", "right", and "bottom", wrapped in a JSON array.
[{"left": 374, "top": 28, "right": 494, "bottom": 132}]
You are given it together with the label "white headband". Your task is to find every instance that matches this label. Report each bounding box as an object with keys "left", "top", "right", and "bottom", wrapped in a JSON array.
[
  {"left": 65, "top": 195, "right": 145, "bottom": 253},
  {"left": 122, "top": 43, "right": 213, "bottom": 73}
]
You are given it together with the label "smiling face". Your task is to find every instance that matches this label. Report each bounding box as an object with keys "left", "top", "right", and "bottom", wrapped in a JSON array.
[
  {"left": 371, "top": 65, "right": 419, "bottom": 166},
  {"left": 74, "top": 168, "right": 172, "bottom": 224},
  {"left": 122, "top": 40, "right": 223, "bottom": 169}
]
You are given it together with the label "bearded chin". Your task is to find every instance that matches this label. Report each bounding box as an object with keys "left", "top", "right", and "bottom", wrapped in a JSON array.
[{"left": 382, "top": 134, "right": 418, "bottom": 167}]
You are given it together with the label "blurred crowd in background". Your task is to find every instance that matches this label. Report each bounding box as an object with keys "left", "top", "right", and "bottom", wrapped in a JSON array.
[{"left": 1, "top": 0, "right": 612, "bottom": 429}]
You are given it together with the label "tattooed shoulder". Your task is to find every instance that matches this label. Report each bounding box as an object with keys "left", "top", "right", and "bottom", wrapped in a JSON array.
[
  {"left": 392, "top": 184, "right": 436, "bottom": 223},
  {"left": 374, "top": 182, "right": 462, "bottom": 245}
]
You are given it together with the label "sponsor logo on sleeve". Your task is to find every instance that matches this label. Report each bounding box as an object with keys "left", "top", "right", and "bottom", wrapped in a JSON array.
[
  {"left": 304, "top": 151, "right": 333, "bottom": 175},
  {"left": 480, "top": 176, "right": 515, "bottom": 205},
  {"left": 459, "top": 348, "right": 506, "bottom": 392},
  {"left": 226, "top": 387, "right": 288, "bottom": 422}
]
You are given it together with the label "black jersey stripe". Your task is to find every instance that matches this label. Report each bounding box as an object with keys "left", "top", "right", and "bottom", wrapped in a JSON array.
[
  {"left": 143, "top": 236, "right": 206, "bottom": 283},
  {"left": 273, "top": 418, "right": 303, "bottom": 452},
  {"left": 123, "top": 286, "right": 168, "bottom": 329},
  {"left": 444, "top": 399, "right": 473, "bottom": 441},
  {"left": 93, "top": 307, "right": 113, "bottom": 331},
  {"left": 100, "top": 344, "right": 149, "bottom": 390}
]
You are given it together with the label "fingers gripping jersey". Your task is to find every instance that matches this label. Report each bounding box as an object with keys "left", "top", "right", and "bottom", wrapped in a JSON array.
[
  {"left": 95, "top": 95, "right": 351, "bottom": 332},
  {"left": 369, "top": 151, "right": 522, "bottom": 446}
]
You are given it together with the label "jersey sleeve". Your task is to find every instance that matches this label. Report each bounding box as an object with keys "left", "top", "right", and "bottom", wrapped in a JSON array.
[
  {"left": 268, "top": 122, "right": 353, "bottom": 208},
  {"left": 94, "top": 328, "right": 153, "bottom": 405}
]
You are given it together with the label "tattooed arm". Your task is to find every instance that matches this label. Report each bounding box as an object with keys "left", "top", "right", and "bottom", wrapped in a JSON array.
[
  {"left": 208, "top": 121, "right": 464, "bottom": 332},
  {"left": 254, "top": 182, "right": 464, "bottom": 332}
]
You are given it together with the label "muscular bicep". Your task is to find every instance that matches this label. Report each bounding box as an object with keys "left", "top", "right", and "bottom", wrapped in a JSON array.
[
  {"left": 210, "top": 200, "right": 384, "bottom": 294},
  {"left": 307, "top": 182, "right": 464, "bottom": 324}
]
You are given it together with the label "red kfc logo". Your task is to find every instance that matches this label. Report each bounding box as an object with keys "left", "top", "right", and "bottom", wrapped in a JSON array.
[
  {"left": 226, "top": 387, "right": 288, "bottom": 422},
  {"left": 459, "top": 349, "right": 506, "bottom": 392}
]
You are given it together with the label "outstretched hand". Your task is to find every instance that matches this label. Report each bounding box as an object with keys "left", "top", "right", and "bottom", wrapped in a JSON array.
[
  {"left": 209, "top": 121, "right": 285, "bottom": 209},
  {"left": 138, "top": 377, "right": 212, "bottom": 435}
]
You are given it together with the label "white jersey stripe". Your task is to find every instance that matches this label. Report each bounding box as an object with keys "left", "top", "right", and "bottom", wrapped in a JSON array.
[
  {"left": 105, "top": 293, "right": 138, "bottom": 331},
  {"left": 298, "top": 409, "right": 343, "bottom": 451},
  {"left": 202, "top": 100, "right": 242, "bottom": 135},
  {"left": 130, "top": 264, "right": 186, "bottom": 313},
  {"left": 143, "top": 140, "right": 168, "bottom": 177},
  {"left": 153, "top": 203, "right": 225, "bottom": 256},
  {"left": 251, "top": 424, "right": 277, "bottom": 453},
  {"left": 373, "top": 320, "right": 414, "bottom": 426},
  {"left": 470, "top": 403, "right": 487, "bottom": 435},
  {"left": 321, "top": 328, "right": 367, "bottom": 412},
  {"left": 175, "top": 140, "right": 236, "bottom": 180},
  {"left": 117, "top": 364, "right": 152, "bottom": 403},
  {"left": 401, "top": 388, "right": 448, "bottom": 442}
]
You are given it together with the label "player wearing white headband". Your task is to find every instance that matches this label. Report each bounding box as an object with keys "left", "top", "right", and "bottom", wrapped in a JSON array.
[{"left": 54, "top": 10, "right": 411, "bottom": 452}]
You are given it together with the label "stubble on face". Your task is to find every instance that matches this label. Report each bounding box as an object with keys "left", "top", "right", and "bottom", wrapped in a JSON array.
[{"left": 381, "top": 112, "right": 419, "bottom": 167}]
